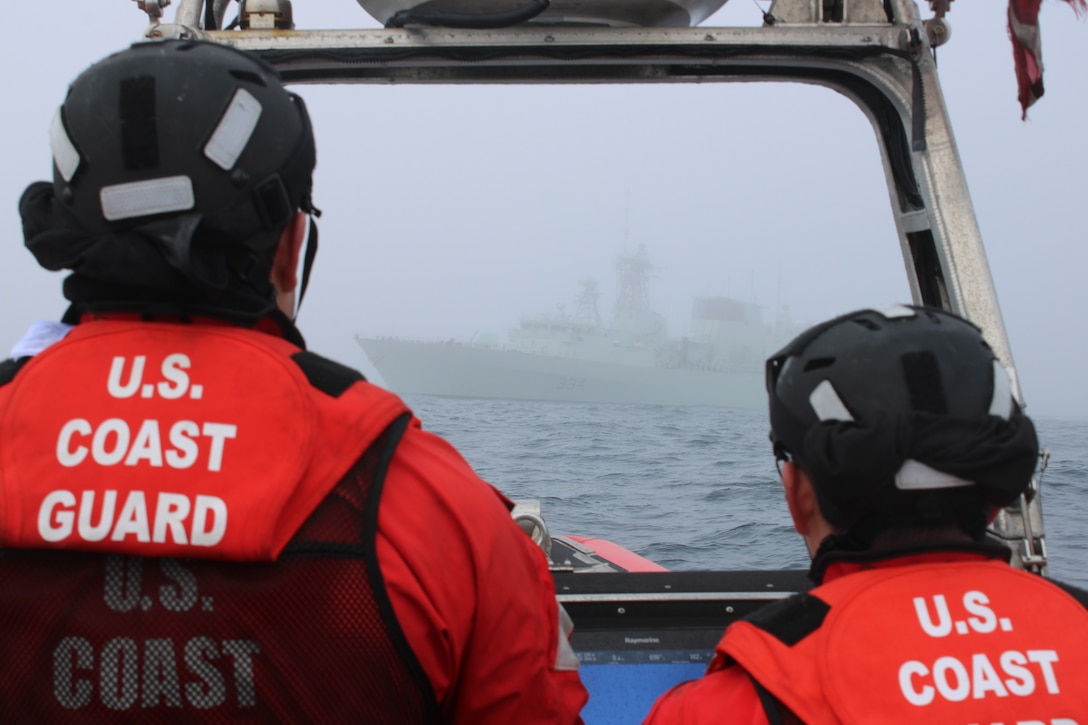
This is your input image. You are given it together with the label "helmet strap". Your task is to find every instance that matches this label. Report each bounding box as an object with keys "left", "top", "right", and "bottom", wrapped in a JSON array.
[{"left": 293, "top": 213, "right": 319, "bottom": 319}]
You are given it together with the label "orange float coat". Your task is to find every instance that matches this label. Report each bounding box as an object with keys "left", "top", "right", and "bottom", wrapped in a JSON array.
[
  {"left": 645, "top": 551, "right": 1088, "bottom": 724},
  {"left": 0, "top": 319, "right": 587, "bottom": 723}
]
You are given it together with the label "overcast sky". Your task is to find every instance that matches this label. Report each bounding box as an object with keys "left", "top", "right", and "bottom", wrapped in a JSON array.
[{"left": 2, "top": 1, "right": 1085, "bottom": 419}]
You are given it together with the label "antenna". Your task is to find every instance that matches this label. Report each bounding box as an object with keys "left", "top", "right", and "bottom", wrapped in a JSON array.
[{"left": 622, "top": 189, "right": 631, "bottom": 253}]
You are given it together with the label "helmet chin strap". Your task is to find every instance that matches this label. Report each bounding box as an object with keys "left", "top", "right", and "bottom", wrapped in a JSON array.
[{"left": 292, "top": 212, "right": 320, "bottom": 320}]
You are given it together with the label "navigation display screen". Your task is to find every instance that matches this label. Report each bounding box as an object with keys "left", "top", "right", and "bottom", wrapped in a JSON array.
[
  {"left": 571, "top": 625, "right": 718, "bottom": 724},
  {"left": 580, "top": 662, "right": 709, "bottom": 723}
]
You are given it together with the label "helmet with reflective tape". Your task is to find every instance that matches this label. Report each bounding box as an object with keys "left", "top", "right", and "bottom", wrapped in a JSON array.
[
  {"left": 23, "top": 40, "right": 316, "bottom": 313},
  {"left": 765, "top": 305, "right": 1039, "bottom": 536}
]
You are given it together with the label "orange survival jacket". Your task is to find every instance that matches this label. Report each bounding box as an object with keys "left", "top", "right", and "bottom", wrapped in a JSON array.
[{"left": 719, "top": 553, "right": 1088, "bottom": 724}]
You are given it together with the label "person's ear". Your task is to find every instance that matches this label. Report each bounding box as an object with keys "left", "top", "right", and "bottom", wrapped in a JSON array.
[
  {"left": 271, "top": 211, "right": 307, "bottom": 294},
  {"left": 781, "top": 461, "right": 819, "bottom": 537}
]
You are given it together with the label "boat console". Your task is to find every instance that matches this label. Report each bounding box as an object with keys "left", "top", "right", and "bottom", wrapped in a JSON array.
[{"left": 555, "top": 569, "right": 809, "bottom": 723}]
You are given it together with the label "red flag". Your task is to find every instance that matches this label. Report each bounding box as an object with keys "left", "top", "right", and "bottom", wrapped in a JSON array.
[{"left": 1008, "top": 0, "right": 1086, "bottom": 119}]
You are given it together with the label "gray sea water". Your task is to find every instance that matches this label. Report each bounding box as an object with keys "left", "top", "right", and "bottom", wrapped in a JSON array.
[{"left": 405, "top": 396, "right": 1088, "bottom": 589}]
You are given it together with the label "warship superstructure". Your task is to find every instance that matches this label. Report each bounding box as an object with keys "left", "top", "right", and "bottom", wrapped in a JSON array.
[{"left": 357, "top": 247, "right": 796, "bottom": 408}]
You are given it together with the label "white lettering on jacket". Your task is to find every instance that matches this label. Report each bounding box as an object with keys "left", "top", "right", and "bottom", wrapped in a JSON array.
[
  {"left": 913, "top": 592, "right": 1014, "bottom": 638},
  {"left": 38, "top": 490, "right": 227, "bottom": 547},
  {"left": 56, "top": 419, "right": 236, "bottom": 472},
  {"left": 899, "top": 650, "right": 1061, "bottom": 705},
  {"left": 107, "top": 354, "right": 200, "bottom": 400}
]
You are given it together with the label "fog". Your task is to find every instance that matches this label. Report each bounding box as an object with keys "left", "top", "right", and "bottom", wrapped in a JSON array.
[{"left": 2, "top": 0, "right": 1085, "bottom": 419}]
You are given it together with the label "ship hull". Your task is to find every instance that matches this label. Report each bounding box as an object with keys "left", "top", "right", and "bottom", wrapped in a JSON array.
[{"left": 357, "top": 336, "right": 766, "bottom": 409}]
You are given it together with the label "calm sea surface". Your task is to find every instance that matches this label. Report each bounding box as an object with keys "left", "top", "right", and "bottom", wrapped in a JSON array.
[{"left": 405, "top": 396, "right": 1088, "bottom": 589}]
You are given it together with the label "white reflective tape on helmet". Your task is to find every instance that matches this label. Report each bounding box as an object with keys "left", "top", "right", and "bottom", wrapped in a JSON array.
[
  {"left": 50, "top": 109, "right": 81, "bottom": 182},
  {"left": 809, "top": 379, "right": 854, "bottom": 422},
  {"left": 895, "top": 459, "right": 974, "bottom": 490},
  {"left": 873, "top": 305, "right": 916, "bottom": 319},
  {"left": 989, "top": 361, "right": 1013, "bottom": 420},
  {"left": 100, "top": 176, "right": 195, "bottom": 221},
  {"left": 204, "top": 88, "right": 262, "bottom": 171}
]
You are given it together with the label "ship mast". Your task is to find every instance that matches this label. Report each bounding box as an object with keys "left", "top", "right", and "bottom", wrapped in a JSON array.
[
  {"left": 612, "top": 245, "right": 666, "bottom": 340},
  {"left": 614, "top": 245, "right": 653, "bottom": 318}
]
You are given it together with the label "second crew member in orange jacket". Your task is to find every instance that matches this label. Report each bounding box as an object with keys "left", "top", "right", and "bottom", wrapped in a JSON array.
[{"left": 645, "top": 306, "right": 1088, "bottom": 723}]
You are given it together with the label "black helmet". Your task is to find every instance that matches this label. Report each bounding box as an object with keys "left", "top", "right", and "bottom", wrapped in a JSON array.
[
  {"left": 21, "top": 40, "right": 316, "bottom": 317},
  {"left": 766, "top": 305, "right": 1039, "bottom": 537}
]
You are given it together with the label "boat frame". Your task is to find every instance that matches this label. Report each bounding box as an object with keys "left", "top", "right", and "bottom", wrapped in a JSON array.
[{"left": 134, "top": 0, "right": 1049, "bottom": 592}]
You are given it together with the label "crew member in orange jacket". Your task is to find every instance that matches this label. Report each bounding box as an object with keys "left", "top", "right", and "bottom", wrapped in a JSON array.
[
  {"left": 645, "top": 306, "right": 1088, "bottom": 724},
  {"left": 7, "top": 40, "right": 588, "bottom": 723}
]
